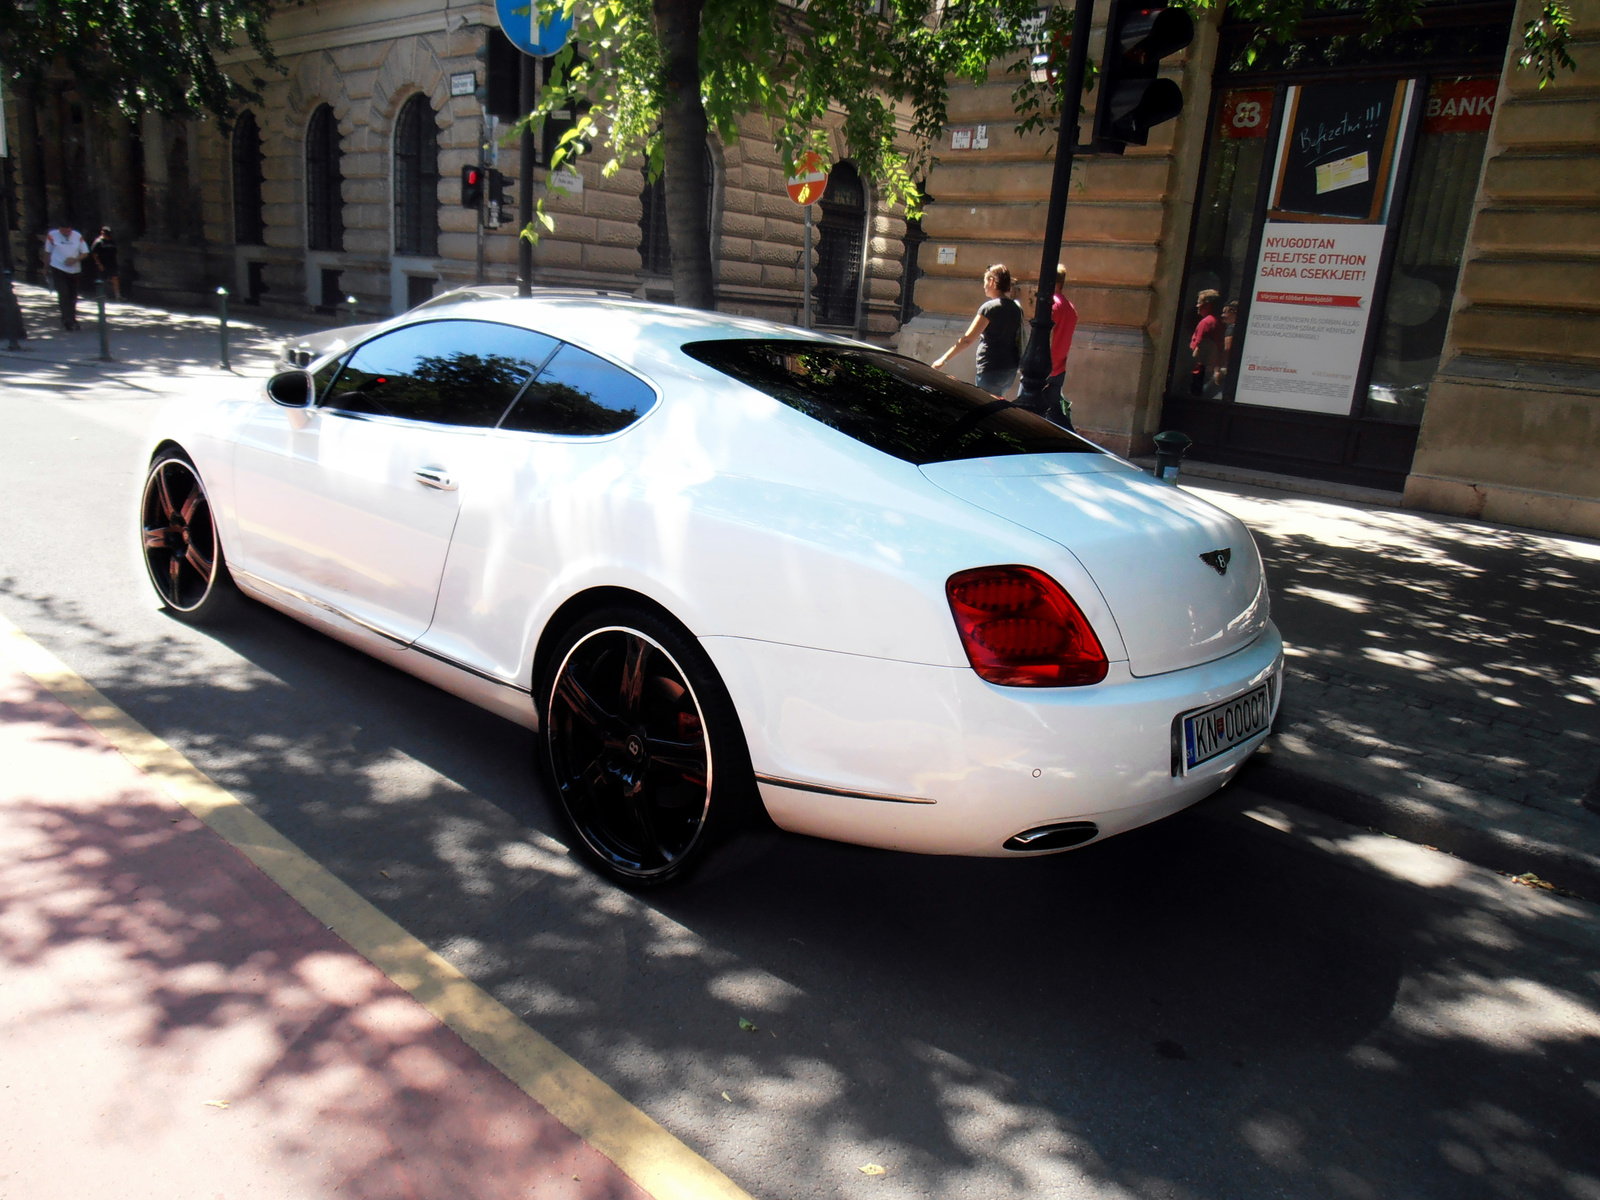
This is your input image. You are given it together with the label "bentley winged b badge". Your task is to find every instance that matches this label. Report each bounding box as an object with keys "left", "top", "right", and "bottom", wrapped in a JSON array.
[{"left": 1199, "top": 548, "right": 1232, "bottom": 576}]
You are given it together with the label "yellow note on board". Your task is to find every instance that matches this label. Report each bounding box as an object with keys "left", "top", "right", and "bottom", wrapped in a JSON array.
[{"left": 1315, "top": 151, "right": 1370, "bottom": 194}]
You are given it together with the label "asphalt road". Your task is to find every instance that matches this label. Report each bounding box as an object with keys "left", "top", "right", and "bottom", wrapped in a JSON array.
[{"left": 4, "top": 361, "right": 1599, "bottom": 1200}]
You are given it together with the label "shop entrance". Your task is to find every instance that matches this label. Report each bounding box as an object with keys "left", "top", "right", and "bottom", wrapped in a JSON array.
[{"left": 1161, "top": 8, "right": 1510, "bottom": 491}]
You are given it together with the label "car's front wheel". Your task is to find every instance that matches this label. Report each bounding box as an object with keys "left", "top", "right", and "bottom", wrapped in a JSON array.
[
  {"left": 140, "top": 449, "right": 236, "bottom": 624},
  {"left": 540, "top": 607, "right": 756, "bottom": 886}
]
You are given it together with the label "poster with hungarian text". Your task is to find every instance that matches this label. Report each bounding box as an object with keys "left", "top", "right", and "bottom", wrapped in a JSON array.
[{"left": 1235, "top": 223, "right": 1389, "bottom": 413}]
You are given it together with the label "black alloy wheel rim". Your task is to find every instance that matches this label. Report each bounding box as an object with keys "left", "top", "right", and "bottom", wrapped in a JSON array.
[
  {"left": 547, "top": 627, "right": 713, "bottom": 878},
  {"left": 141, "top": 459, "right": 219, "bottom": 612}
]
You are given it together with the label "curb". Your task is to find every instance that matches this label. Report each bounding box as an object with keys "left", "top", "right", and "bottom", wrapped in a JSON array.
[{"left": 1237, "top": 754, "right": 1600, "bottom": 902}]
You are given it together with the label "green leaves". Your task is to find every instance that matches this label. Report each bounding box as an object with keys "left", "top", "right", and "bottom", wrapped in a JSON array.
[
  {"left": 1, "top": 0, "right": 280, "bottom": 126},
  {"left": 528, "top": 0, "right": 1038, "bottom": 220},
  {"left": 1520, "top": 0, "right": 1577, "bottom": 88}
]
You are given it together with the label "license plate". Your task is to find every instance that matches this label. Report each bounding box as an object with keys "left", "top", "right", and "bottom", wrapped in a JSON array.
[{"left": 1182, "top": 681, "right": 1273, "bottom": 772}]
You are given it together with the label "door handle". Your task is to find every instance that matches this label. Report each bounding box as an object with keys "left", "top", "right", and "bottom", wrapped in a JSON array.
[{"left": 413, "top": 466, "right": 458, "bottom": 491}]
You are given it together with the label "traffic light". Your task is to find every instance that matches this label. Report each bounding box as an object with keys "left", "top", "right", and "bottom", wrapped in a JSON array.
[
  {"left": 1092, "top": 0, "right": 1194, "bottom": 152},
  {"left": 461, "top": 164, "right": 485, "bottom": 209},
  {"left": 476, "top": 28, "right": 522, "bottom": 121},
  {"left": 486, "top": 169, "right": 513, "bottom": 228}
]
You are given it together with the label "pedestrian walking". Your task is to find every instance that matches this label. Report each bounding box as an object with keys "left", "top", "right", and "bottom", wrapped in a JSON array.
[
  {"left": 42, "top": 221, "right": 90, "bottom": 330},
  {"left": 90, "top": 227, "right": 120, "bottom": 300},
  {"left": 1188, "top": 288, "right": 1225, "bottom": 397},
  {"left": 1043, "top": 264, "right": 1079, "bottom": 429},
  {"left": 932, "top": 263, "right": 1023, "bottom": 398}
]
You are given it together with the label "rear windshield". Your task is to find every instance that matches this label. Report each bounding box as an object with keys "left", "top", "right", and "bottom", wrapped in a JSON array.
[{"left": 681, "top": 339, "right": 1098, "bottom": 465}]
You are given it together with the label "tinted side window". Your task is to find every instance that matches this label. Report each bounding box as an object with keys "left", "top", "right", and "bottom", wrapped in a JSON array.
[
  {"left": 323, "top": 320, "right": 558, "bottom": 427},
  {"left": 499, "top": 343, "right": 655, "bottom": 436},
  {"left": 311, "top": 349, "right": 347, "bottom": 403},
  {"left": 680, "top": 339, "right": 1097, "bottom": 465}
]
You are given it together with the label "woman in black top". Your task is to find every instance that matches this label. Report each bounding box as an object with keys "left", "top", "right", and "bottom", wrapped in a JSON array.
[
  {"left": 90, "top": 228, "right": 119, "bottom": 300},
  {"left": 932, "top": 263, "right": 1023, "bottom": 397}
]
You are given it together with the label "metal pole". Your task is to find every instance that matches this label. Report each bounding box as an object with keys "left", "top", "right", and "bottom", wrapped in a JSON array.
[
  {"left": 476, "top": 112, "right": 488, "bottom": 285},
  {"left": 518, "top": 51, "right": 536, "bottom": 297},
  {"left": 1015, "top": 0, "right": 1096, "bottom": 413},
  {"left": 345, "top": 294, "right": 359, "bottom": 325},
  {"left": 216, "top": 286, "right": 230, "bottom": 370},
  {"left": 803, "top": 204, "right": 813, "bottom": 330},
  {"left": 96, "top": 279, "right": 111, "bottom": 361}
]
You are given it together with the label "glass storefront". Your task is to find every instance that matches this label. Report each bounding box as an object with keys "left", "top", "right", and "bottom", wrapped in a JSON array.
[
  {"left": 1365, "top": 81, "right": 1495, "bottom": 422},
  {"left": 1162, "top": 10, "right": 1509, "bottom": 489}
]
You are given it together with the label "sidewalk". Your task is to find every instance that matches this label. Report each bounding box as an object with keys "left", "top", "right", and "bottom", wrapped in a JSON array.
[
  {"left": 0, "top": 654, "right": 650, "bottom": 1199},
  {"left": 1188, "top": 475, "right": 1600, "bottom": 899},
  {"left": 0, "top": 278, "right": 334, "bottom": 387}
]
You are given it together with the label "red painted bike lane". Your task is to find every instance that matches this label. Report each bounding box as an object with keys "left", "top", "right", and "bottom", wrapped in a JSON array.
[{"left": 0, "top": 659, "right": 651, "bottom": 1200}]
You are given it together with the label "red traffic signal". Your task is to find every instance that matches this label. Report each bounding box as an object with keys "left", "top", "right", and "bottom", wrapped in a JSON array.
[
  {"left": 1093, "top": 0, "right": 1194, "bottom": 150},
  {"left": 460, "top": 164, "right": 485, "bottom": 209}
]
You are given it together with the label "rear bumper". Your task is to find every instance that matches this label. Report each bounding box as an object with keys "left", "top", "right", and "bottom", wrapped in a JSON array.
[{"left": 702, "top": 623, "right": 1284, "bottom": 857}]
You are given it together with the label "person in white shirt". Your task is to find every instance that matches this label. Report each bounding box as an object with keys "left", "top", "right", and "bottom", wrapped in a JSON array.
[{"left": 43, "top": 222, "right": 91, "bottom": 330}]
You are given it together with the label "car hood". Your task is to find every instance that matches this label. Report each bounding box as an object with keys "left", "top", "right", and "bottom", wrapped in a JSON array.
[{"left": 920, "top": 455, "right": 1269, "bottom": 677}]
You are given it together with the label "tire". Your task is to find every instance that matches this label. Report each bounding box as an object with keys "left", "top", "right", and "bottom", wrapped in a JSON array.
[
  {"left": 539, "top": 605, "right": 758, "bottom": 887},
  {"left": 140, "top": 449, "right": 237, "bottom": 624}
]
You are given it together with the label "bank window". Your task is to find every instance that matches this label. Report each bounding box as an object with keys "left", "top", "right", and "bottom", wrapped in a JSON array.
[
  {"left": 1364, "top": 77, "right": 1496, "bottom": 424},
  {"left": 1169, "top": 87, "right": 1274, "bottom": 399}
]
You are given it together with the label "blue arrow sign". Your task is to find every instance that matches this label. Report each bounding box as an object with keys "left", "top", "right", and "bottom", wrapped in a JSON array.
[{"left": 495, "top": 0, "right": 574, "bottom": 56}]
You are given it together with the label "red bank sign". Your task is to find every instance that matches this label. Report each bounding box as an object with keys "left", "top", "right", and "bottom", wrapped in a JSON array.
[
  {"left": 1218, "top": 89, "right": 1275, "bottom": 140},
  {"left": 1424, "top": 78, "right": 1497, "bottom": 134}
]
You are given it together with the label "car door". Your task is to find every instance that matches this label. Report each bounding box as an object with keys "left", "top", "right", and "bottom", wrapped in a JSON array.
[
  {"left": 231, "top": 319, "right": 557, "bottom": 644},
  {"left": 419, "top": 340, "right": 661, "bottom": 683}
]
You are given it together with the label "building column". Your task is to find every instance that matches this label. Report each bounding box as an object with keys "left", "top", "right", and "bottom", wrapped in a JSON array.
[{"left": 1403, "top": 0, "right": 1600, "bottom": 538}]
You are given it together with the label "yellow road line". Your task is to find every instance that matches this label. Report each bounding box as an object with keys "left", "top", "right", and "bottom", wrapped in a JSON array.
[{"left": 0, "top": 612, "right": 752, "bottom": 1200}]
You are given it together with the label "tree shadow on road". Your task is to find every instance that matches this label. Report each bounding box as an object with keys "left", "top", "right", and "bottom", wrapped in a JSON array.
[{"left": 2, "top": 576, "right": 1599, "bottom": 1199}]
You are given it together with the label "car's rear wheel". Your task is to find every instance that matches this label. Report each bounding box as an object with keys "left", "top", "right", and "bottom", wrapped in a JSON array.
[
  {"left": 541, "top": 606, "right": 754, "bottom": 886},
  {"left": 140, "top": 450, "right": 236, "bottom": 624}
]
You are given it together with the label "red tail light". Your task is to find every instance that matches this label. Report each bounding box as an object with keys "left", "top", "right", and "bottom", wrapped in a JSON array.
[{"left": 946, "top": 566, "right": 1108, "bottom": 687}]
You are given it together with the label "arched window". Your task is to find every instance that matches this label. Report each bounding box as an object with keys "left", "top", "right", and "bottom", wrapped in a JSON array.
[
  {"left": 639, "top": 145, "right": 715, "bottom": 276},
  {"left": 305, "top": 104, "right": 344, "bottom": 252},
  {"left": 815, "top": 162, "right": 865, "bottom": 327},
  {"left": 232, "top": 111, "right": 265, "bottom": 246},
  {"left": 393, "top": 94, "right": 440, "bottom": 257}
]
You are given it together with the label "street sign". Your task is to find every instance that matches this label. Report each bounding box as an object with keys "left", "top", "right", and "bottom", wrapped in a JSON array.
[
  {"left": 494, "top": 0, "right": 574, "bottom": 57},
  {"left": 786, "top": 152, "right": 829, "bottom": 206}
]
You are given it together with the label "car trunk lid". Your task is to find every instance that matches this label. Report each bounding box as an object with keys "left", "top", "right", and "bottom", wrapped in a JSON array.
[{"left": 921, "top": 455, "right": 1268, "bottom": 677}]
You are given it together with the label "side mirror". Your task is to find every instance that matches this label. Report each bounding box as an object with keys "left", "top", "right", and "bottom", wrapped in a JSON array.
[{"left": 266, "top": 369, "right": 314, "bottom": 408}]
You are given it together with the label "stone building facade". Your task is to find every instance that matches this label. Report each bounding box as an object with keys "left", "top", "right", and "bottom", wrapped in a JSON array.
[
  {"left": 898, "top": 0, "right": 1600, "bottom": 538},
  {"left": 5, "top": 0, "right": 1597, "bottom": 537},
  {"left": 3, "top": 0, "right": 907, "bottom": 339}
]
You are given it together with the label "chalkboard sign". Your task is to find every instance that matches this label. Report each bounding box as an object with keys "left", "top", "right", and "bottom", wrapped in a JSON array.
[{"left": 1268, "top": 80, "right": 1407, "bottom": 223}]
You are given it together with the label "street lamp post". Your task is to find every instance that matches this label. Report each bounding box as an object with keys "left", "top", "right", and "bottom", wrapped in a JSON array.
[{"left": 1014, "top": 0, "right": 1098, "bottom": 418}]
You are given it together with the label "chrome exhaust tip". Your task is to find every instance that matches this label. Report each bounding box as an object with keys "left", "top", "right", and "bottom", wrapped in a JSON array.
[{"left": 1003, "top": 821, "right": 1099, "bottom": 852}]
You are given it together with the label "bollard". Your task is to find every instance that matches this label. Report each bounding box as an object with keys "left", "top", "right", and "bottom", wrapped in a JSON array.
[
  {"left": 345, "top": 294, "right": 359, "bottom": 325},
  {"left": 217, "top": 286, "right": 230, "bottom": 370},
  {"left": 1, "top": 268, "right": 24, "bottom": 351},
  {"left": 1152, "top": 430, "right": 1193, "bottom": 484},
  {"left": 96, "top": 280, "right": 112, "bottom": 362}
]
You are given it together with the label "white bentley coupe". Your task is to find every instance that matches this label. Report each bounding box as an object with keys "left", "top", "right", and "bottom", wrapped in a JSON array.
[{"left": 141, "top": 296, "right": 1282, "bottom": 885}]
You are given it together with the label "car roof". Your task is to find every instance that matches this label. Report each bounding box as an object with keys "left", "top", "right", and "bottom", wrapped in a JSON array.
[{"left": 393, "top": 295, "right": 864, "bottom": 371}]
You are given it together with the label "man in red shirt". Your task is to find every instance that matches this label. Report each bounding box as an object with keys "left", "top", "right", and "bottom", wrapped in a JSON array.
[
  {"left": 1189, "top": 289, "right": 1225, "bottom": 396},
  {"left": 1044, "top": 264, "right": 1079, "bottom": 429}
]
